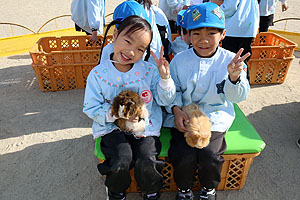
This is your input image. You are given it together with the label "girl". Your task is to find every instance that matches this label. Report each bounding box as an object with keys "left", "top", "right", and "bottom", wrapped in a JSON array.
[
  {"left": 83, "top": 14, "right": 175, "bottom": 200},
  {"left": 99, "top": 1, "right": 162, "bottom": 66}
]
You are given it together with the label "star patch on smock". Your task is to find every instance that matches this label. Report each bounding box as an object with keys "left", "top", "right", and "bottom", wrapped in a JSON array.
[
  {"left": 216, "top": 79, "right": 226, "bottom": 94},
  {"left": 192, "top": 9, "right": 201, "bottom": 21},
  {"left": 211, "top": 6, "right": 222, "bottom": 20}
]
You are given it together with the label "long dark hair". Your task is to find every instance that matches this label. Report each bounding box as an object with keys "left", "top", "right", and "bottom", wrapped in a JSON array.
[
  {"left": 99, "top": 15, "right": 153, "bottom": 63},
  {"left": 135, "top": 0, "right": 152, "bottom": 10}
]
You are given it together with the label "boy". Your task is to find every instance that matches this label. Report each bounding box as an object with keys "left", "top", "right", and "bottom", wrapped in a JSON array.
[
  {"left": 165, "top": 3, "right": 250, "bottom": 200},
  {"left": 171, "top": 9, "right": 192, "bottom": 55}
]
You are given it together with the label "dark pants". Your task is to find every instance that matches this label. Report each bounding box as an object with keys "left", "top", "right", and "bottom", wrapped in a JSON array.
[
  {"left": 75, "top": 23, "right": 91, "bottom": 35},
  {"left": 259, "top": 14, "right": 274, "bottom": 33},
  {"left": 169, "top": 20, "right": 177, "bottom": 34},
  {"left": 222, "top": 36, "right": 254, "bottom": 80},
  {"left": 98, "top": 130, "right": 164, "bottom": 194},
  {"left": 168, "top": 128, "right": 227, "bottom": 190}
]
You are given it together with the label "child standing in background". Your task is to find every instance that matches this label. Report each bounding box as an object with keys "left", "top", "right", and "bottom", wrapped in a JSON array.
[
  {"left": 259, "top": 0, "right": 288, "bottom": 32},
  {"left": 164, "top": 3, "right": 250, "bottom": 200},
  {"left": 83, "top": 13, "right": 175, "bottom": 200},
  {"left": 71, "top": 0, "right": 105, "bottom": 46},
  {"left": 170, "top": 9, "right": 190, "bottom": 55},
  {"left": 220, "top": 0, "right": 259, "bottom": 80},
  {"left": 158, "top": 0, "right": 190, "bottom": 33},
  {"left": 135, "top": 0, "right": 173, "bottom": 61}
]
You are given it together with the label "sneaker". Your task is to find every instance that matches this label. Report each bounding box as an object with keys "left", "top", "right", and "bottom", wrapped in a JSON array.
[
  {"left": 175, "top": 189, "right": 194, "bottom": 200},
  {"left": 297, "top": 139, "right": 300, "bottom": 149},
  {"left": 199, "top": 187, "right": 216, "bottom": 200},
  {"left": 106, "top": 187, "right": 126, "bottom": 200},
  {"left": 143, "top": 192, "right": 161, "bottom": 200}
]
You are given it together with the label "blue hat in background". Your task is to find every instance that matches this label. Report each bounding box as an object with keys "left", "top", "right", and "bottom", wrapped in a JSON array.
[
  {"left": 186, "top": 2, "right": 225, "bottom": 30},
  {"left": 176, "top": 10, "right": 186, "bottom": 27},
  {"left": 113, "top": 0, "right": 150, "bottom": 26},
  {"left": 178, "top": 5, "right": 197, "bottom": 29}
]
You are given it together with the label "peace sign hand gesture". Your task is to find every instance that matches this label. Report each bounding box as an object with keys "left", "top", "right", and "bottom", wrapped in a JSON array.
[
  {"left": 227, "top": 48, "right": 251, "bottom": 82},
  {"left": 150, "top": 46, "right": 170, "bottom": 79}
]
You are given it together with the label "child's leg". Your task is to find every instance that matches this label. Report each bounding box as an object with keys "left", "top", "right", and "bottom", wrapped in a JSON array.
[
  {"left": 168, "top": 128, "right": 198, "bottom": 190},
  {"left": 197, "top": 131, "right": 227, "bottom": 189},
  {"left": 98, "top": 130, "right": 133, "bottom": 193},
  {"left": 131, "top": 136, "right": 164, "bottom": 194},
  {"left": 259, "top": 14, "right": 274, "bottom": 33}
]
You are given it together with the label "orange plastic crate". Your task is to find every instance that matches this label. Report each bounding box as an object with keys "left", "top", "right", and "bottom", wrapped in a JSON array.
[
  {"left": 99, "top": 153, "right": 260, "bottom": 192},
  {"left": 248, "top": 57, "right": 294, "bottom": 84},
  {"left": 30, "top": 35, "right": 112, "bottom": 92},
  {"left": 251, "top": 32, "right": 297, "bottom": 59}
]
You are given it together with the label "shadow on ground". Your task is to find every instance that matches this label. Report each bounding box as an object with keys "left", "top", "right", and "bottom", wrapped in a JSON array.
[{"left": 0, "top": 63, "right": 91, "bottom": 140}]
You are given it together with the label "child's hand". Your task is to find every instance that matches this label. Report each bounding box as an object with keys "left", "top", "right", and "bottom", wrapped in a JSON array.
[
  {"left": 227, "top": 48, "right": 250, "bottom": 82},
  {"left": 210, "top": 0, "right": 224, "bottom": 6},
  {"left": 282, "top": 2, "right": 288, "bottom": 12},
  {"left": 151, "top": 46, "right": 170, "bottom": 79},
  {"left": 183, "top": 5, "right": 189, "bottom": 10},
  {"left": 173, "top": 106, "right": 189, "bottom": 133},
  {"left": 91, "top": 31, "right": 98, "bottom": 46}
]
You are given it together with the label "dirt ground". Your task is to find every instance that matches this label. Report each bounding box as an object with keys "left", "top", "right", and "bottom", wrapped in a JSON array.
[{"left": 1, "top": 1, "right": 300, "bottom": 200}]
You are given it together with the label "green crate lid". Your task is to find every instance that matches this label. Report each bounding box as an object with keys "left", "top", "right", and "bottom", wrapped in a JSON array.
[{"left": 94, "top": 104, "right": 266, "bottom": 159}]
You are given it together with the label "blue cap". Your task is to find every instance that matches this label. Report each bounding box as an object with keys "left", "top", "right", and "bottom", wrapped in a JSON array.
[
  {"left": 176, "top": 10, "right": 186, "bottom": 27},
  {"left": 186, "top": 2, "right": 225, "bottom": 30},
  {"left": 178, "top": 5, "right": 197, "bottom": 29},
  {"left": 113, "top": 1, "right": 150, "bottom": 24}
]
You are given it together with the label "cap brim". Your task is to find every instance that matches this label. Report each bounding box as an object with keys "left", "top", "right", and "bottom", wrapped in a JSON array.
[{"left": 187, "top": 22, "right": 225, "bottom": 30}]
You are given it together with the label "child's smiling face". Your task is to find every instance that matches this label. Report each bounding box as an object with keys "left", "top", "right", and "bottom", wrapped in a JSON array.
[
  {"left": 191, "top": 27, "right": 226, "bottom": 58},
  {"left": 112, "top": 26, "right": 151, "bottom": 70}
]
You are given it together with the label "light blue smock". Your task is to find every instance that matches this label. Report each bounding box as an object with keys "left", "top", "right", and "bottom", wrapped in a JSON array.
[
  {"left": 159, "top": 0, "right": 190, "bottom": 21},
  {"left": 83, "top": 59, "right": 175, "bottom": 139},
  {"left": 259, "top": 0, "right": 286, "bottom": 16},
  {"left": 164, "top": 47, "right": 250, "bottom": 132},
  {"left": 71, "top": 0, "right": 105, "bottom": 34},
  {"left": 171, "top": 36, "right": 189, "bottom": 55},
  {"left": 220, "top": 0, "right": 259, "bottom": 37}
]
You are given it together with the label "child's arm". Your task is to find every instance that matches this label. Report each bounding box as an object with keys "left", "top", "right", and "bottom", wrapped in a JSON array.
[
  {"left": 167, "top": 0, "right": 188, "bottom": 13},
  {"left": 220, "top": 0, "right": 240, "bottom": 17},
  {"left": 83, "top": 70, "right": 115, "bottom": 126},
  {"left": 150, "top": 47, "right": 176, "bottom": 106},
  {"left": 224, "top": 48, "right": 250, "bottom": 103},
  {"left": 87, "top": 0, "right": 105, "bottom": 45},
  {"left": 160, "top": 54, "right": 184, "bottom": 113}
]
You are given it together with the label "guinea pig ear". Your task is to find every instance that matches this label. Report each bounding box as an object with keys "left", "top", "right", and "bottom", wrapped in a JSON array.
[{"left": 118, "top": 105, "right": 127, "bottom": 119}]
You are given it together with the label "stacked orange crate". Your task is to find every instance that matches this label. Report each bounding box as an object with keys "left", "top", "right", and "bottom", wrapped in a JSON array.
[
  {"left": 30, "top": 35, "right": 113, "bottom": 91},
  {"left": 249, "top": 32, "right": 297, "bottom": 84}
]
